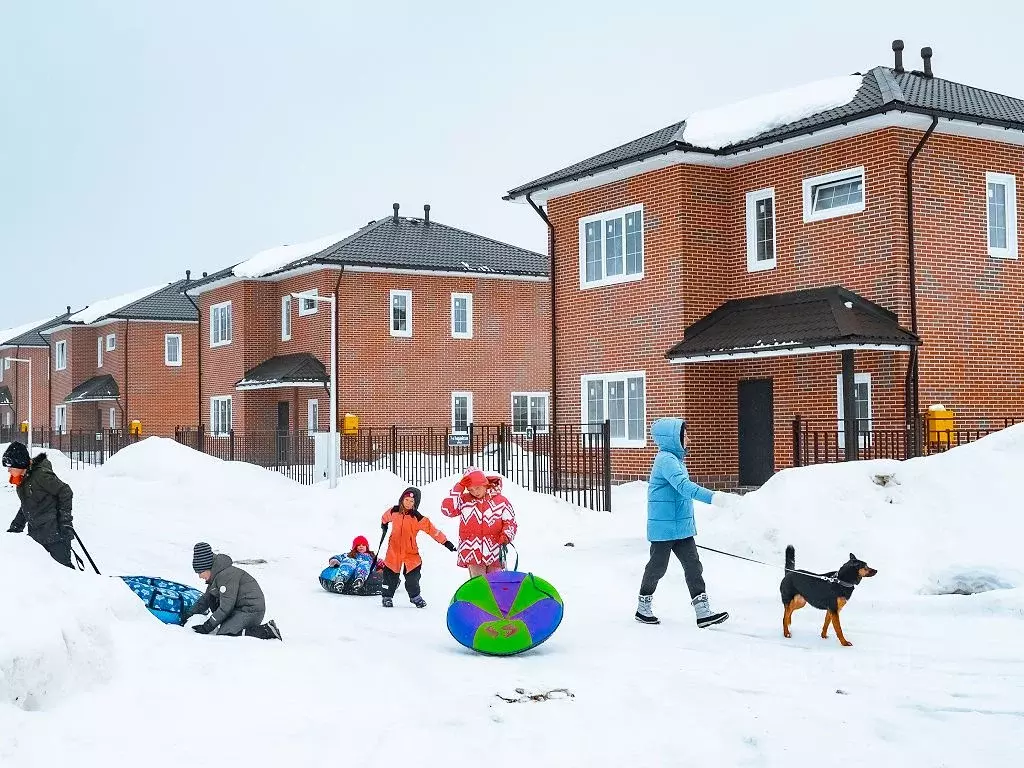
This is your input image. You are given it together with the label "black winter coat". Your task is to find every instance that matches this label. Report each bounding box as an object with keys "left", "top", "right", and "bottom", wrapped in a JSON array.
[
  {"left": 7, "top": 454, "right": 74, "bottom": 545},
  {"left": 186, "top": 554, "right": 266, "bottom": 628}
]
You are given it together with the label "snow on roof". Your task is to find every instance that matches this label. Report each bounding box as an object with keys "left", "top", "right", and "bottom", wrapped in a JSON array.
[
  {"left": 681, "top": 74, "right": 863, "bottom": 150},
  {"left": 0, "top": 317, "right": 52, "bottom": 345},
  {"left": 232, "top": 231, "right": 356, "bottom": 279},
  {"left": 69, "top": 284, "right": 168, "bottom": 325}
]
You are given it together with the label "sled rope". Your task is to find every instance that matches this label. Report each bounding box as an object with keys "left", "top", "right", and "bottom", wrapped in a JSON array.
[{"left": 696, "top": 544, "right": 857, "bottom": 588}]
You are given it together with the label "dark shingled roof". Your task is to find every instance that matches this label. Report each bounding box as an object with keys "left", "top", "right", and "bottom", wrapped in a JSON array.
[
  {"left": 665, "top": 287, "right": 920, "bottom": 361},
  {"left": 65, "top": 374, "right": 120, "bottom": 403},
  {"left": 102, "top": 280, "right": 197, "bottom": 322},
  {"left": 507, "top": 66, "right": 1024, "bottom": 199},
  {"left": 235, "top": 353, "right": 328, "bottom": 390},
  {"left": 0, "top": 386, "right": 11, "bottom": 406},
  {"left": 2, "top": 312, "right": 73, "bottom": 348}
]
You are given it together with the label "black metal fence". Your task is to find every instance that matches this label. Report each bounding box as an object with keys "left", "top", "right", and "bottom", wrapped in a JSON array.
[
  {"left": 174, "top": 427, "right": 317, "bottom": 485},
  {"left": 0, "top": 427, "right": 141, "bottom": 469},
  {"left": 793, "top": 415, "right": 1021, "bottom": 466}
]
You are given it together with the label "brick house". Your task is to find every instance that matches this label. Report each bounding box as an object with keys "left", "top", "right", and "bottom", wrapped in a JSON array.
[
  {"left": 0, "top": 311, "right": 72, "bottom": 437},
  {"left": 505, "top": 41, "right": 1024, "bottom": 487},
  {"left": 184, "top": 204, "right": 550, "bottom": 437},
  {"left": 39, "top": 281, "right": 198, "bottom": 437}
]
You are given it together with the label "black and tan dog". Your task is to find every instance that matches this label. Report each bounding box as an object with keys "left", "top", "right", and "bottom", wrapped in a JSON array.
[{"left": 780, "top": 545, "right": 877, "bottom": 647}]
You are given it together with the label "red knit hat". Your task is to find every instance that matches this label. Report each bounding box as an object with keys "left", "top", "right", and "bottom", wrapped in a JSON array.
[
  {"left": 352, "top": 535, "right": 369, "bottom": 551},
  {"left": 463, "top": 469, "right": 487, "bottom": 488}
]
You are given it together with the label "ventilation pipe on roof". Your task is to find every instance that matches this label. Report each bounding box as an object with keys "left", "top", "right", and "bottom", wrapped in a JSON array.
[
  {"left": 424, "top": 204, "right": 431, "bottom": 224},
  {"left": 921, "top": 47, "right": 933, "bottom": 78},
  {"left": 393, "top": 203, "right": 400, "bottom": 223},
  {"left": 892, "top": 39, "right": 905, "bottom": 74}
]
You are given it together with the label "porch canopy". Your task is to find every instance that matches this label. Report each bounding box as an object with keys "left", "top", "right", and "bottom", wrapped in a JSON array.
[
  {"left": 0, "top": 385, "right": 12, "bottom": 406},
  {"left": 65, "top": 374, "right": 120, "bottom": 403},
  {"left": 235, "top": 353, "right": 328, "bottom": 391}
]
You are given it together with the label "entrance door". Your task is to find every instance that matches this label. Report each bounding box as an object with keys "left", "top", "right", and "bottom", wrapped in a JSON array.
[
  {"left": 276, "top": 401, "right": 290, "bottom": 464},
  {"left": 738, "top": 379, "right": 774, "bottom": 486}
]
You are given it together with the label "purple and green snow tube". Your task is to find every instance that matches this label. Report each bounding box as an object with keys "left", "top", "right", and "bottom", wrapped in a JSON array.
[{"left": 446, "top": 570, "right": 564, "bottom": 656}]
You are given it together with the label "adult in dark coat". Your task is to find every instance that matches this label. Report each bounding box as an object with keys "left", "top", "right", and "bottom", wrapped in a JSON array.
[
  {"left": 4, "top": 442, "right": 75, "bottom": 568},
  {"left": 183, "top": 542, "right": 282, "bottom": 640}
]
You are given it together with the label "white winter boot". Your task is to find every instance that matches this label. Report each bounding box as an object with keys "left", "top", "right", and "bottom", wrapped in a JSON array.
[
  {"left": 691, "top": 593, "right": 729, "bottom": 628},
  {"left": 635, "top": 594, "right": 660, "bottom": 625}
]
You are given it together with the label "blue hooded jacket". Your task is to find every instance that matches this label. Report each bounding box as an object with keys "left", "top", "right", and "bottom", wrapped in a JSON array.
[{"left": 646, "top": 417, "right": 714, "bottom": 541}]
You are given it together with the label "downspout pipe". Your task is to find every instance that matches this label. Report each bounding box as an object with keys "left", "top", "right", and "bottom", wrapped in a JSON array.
[
  {"left": 183, "top": 272, "right": 203, "bottom": 428},
  {"left": 526, "top": 193, "right": 556, "bottom": 430},
  {"left": 906, "top": 114, "right": 939, "bottom": 456},
  {"left": 332, "top": 266, "right": 345, "bottom": 433},
  {"left": 123, "top": 320, "right": 129, "bottom": 430}
]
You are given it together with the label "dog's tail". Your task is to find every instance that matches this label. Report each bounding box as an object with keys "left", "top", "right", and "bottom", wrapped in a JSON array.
[{"left": 785, "top": 544, "right": 795, "bottom": 571}]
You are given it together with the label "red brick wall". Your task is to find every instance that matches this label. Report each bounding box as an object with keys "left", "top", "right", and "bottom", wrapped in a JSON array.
[
  {"left": 0, "top": 346, "right": 51, "bottom": 431},
  {"left": 124, "top": 321, "right": 199, "bottom": 437}
]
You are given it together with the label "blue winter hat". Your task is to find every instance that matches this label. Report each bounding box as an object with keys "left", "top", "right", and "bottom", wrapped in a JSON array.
[{"left": 192, "top": 542, "right": 215, "bottom": 573}]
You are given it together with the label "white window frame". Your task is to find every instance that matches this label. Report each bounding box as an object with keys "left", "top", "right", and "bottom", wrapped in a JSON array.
[
  {"left": 745, "top": 187, "right": 777, "bottom": 272},
  {"left": 985, "top": 171, "right": 1019, "bottom": 259},
  {"left": 97, "top": 336, "right": 104, "bottom": 367},
  {"left": 307, "top": 399, "right": 319, "bottom": 433},
  {"left": 54, "top": 340, "right": 67, "bottom": 371},
  {"left": 802, "top": 167, "right": 866, "bottom": 223},
  {"left": 450, "top": 292, "right": 473, "bottom": 339},
  {"left": 580, "top": 371, "right": 647, "bottom": 449},
  {"left": 510, "top": 391, "right": 550, "bottom": 435},
  {"left": 389, "top": 289, "right": 412, "bottom": 337},
  {"left": 109, "top": 407, "right": 117, "bottom": 429},
  {"left": 106, "top": 333, "right": 116, "bottom": 351},
  {"left": 210, "top": 301, "right": 232, "bottom": 348},
  {"left": 836, "top": 373, "right": 872, "bottom": 448},
  {"left": 451, "top": 391, "right": 473, "bottom": 434},
  {"left": 298, "top": 288, "right": 318, "bottom": 317},
  {"left": 210, "top": 396, "right": 232, "bottom": 437},
  {"left": 165, "top": 333, "right": 182, "bottom": 367},
  {"left": 281, "top": 296, "right": 292, "bottom": 340},
  {"left": 578, "top": 203, "right": 645, "bottom": 289},
  {"left": 54, "top": 405, "right": 67, "bottom": 432}
]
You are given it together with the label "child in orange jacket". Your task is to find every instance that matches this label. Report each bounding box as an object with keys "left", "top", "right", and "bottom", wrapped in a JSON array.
[{"left": 380, "top": 486, "right": 455, "bottom": 608}]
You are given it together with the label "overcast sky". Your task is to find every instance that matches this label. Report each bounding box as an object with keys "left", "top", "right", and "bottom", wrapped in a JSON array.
[{"left": 2, "top": 0, "right": 1021, "bottom": 327}]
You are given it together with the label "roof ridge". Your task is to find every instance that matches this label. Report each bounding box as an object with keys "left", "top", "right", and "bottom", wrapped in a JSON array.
[
  {"left": 894, "top": 68, "right": 1024, "bottom": 104},
  {"left": 872, "top": 66, "right": 905, "bottom": 104},
  {"left": 387, "top": 216, "right": 546, "bottom": 258}
]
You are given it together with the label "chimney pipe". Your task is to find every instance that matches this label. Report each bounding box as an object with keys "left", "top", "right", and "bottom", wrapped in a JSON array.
[
  {"left": 66, "top": 305, "right": 71, "bottom": 315},
  {"left": 393, "top": 202, "right": 400, "bottom": 223},
  {"left": 424, "top": 203, "right": 431, "bottom": 224},
  {"left": 186, "top": 269, "right": 191, "bottom": 281},
  {"left": 892, "top": 39, "right": 905, "bottom": 74},
  {"left": 202, "top": 271, "right": 208, "bottom": 277},
  {"left": 921, "top": 46, "right": 933, "bottom": 78}
]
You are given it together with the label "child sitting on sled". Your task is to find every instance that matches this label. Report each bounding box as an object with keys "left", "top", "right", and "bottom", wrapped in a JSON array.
[{"left": 324, "top": 535, "right": 381, "bottom": 594}]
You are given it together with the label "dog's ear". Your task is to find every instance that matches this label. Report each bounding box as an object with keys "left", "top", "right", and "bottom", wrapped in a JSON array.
[{"left": 849, "top": 553, "right": 857, "bottom": 561}]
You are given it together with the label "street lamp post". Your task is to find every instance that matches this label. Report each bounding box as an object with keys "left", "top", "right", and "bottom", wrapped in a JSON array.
[
  {"left": 4, "top": 357, "right": 32, "bottom": 455},
  {"left": 291, "top": 292, "right": 338, "bottom": 489}
]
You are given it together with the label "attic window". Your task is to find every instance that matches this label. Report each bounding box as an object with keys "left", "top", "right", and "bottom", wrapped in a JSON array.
[{"left": 803, "top": 167, "right": 865, "bottom": 222}]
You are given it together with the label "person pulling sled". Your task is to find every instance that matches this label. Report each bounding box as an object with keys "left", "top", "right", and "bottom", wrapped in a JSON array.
[{"left": 379, "top": 487, "right": 456, "bottom": 608}]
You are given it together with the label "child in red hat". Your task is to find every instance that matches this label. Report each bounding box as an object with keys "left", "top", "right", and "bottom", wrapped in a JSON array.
[
  {"left": 441, "top": 467, "right": 517, "bottom": 578},
  {"left": 325, "top": 535, "right": 381, "bottom": 593}
]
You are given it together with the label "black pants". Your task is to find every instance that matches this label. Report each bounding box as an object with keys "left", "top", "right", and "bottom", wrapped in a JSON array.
[
  {"left": 381, "top": 565, "right": 422, "bottom": 599},
  {"left": 43, "top": 540, "right": 74, "bottom": 569},
  {"left": 639, "top": 538, "right": 705, "bottom": 599}
]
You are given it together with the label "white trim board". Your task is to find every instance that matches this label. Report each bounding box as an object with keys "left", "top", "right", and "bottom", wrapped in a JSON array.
[{"left": 234, "top": 381, "right": 327, "bottom": 391}]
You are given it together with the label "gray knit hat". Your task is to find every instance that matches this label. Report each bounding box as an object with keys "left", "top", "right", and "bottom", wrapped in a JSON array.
[{"left": 192, "top": 542, "right": 215, "bottom": 573}]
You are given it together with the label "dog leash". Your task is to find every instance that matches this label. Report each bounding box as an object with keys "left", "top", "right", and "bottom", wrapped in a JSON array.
[{"left": 696, "top": 544, "right": 857, "bottom": 588}]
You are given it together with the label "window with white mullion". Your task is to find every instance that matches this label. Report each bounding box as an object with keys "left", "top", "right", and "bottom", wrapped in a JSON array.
[
  {"left": 581, "top": 372, "right": 646, "bottom": 447},
  {"left": 836, "top": 373, "right": 872, "bottom": 449},
  {"left": 802, "top": 167, "right": 865, "bottom": 222},
  {"left": 579, "top": 205, "right": 644, "bottom": 287},
  {"left": 451, "top": 391, "right": 472, "bottom": 433},
  {"left": 746, "top": 188, "right": 776, "bottom": 271},
  {"left": 986, "top": 172, "right": 1018, "bottom": 258},
  {"left": 210, "top": 396, "right": 232, "bottom": 436},
  {"left": 210, "top": 301, "right": 232, "bottom": 347},
  {"left": 511, "top": 392, "right": 549, "bottom": 434}
]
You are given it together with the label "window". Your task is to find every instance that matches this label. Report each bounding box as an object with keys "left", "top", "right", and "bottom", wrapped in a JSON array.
[
  {"left": 97, "top": 336, "right": 104, "bottom": 367},
  {"left": 511, "top": 392, "right": 549, "bottom": 435},
  {"left": 745, "top": 188, "right": 776, "bottom": 271},
  {"left": 281, "top": 296, "right": 292, "bottom": 340},
  {"left": 298, "top": 288, "right": 318, "bottom": 317},
  {"left": 109, "top": 407, "right": 117, "bottom": 429},
  {"left": 106, "top": 334, "right": 116, "bottom": 351},
  {"left": 307, "top": 399, "right": 319, "bottom": 433},
  {"left": 210, "top": 396, "right": 232, "bottom": 436},
  {"left": 986, "top": 172, "right": 1018, "bottom": 259},
  {"left": 578, "top": 204, "right": 644, "bottom": 288},
  {"left": 210, "top": 301, "right": 232, "bottom": 347},
  {"left": 54, "top": 340, "right": 67, "bottom": 371},
  {"left": 3, "top": 411, "right": 10, "bottom": 427},
  {"left": 451, "top": 293, "right": 473, "bottom": 339},
  {"left": 802, "top": 167, "right": 865, "bottom": 222},
  {"left": 451, "top": 391, "right": 473, "bottom": 433},
  {"left": 54, "top": 405, "right": 67, "bottom": 432},
  {"left": 165, "top": 334, "right": 182, "bottom": 367},
  {"left": 580, "top": 371, "right": 646, "bottom": 448},
  {"left": 390, "top": 289, "right": 412, "bottom": 337},
  {"left": 836, "top": 373, "right": 872, "bottom": 448}
]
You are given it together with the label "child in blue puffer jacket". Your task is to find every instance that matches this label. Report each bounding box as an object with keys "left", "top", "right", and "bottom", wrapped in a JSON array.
[{"left": 325, "top": 535, "right": 379, "bottom": 593}]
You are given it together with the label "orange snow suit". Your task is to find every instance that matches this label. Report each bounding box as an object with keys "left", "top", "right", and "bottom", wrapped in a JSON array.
[{"left": 381, "top": 490, "right": 450, "bottom": 573}]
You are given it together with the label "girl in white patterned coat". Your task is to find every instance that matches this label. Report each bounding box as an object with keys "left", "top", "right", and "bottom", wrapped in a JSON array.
[{"left": 441, "top": 468, "right": 517, "bottom": 577}]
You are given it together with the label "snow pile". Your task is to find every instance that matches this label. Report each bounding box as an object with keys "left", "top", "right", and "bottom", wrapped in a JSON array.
[
  {"left": 69, "top": 284, "right": 169, "bottom": 325},
  {"left": 0, "top": 316, "right": 51, "bottom": 345},
  {"left": 682, "top": 74, "right": 863, "bottom": 149},
  {"left": 232, "top": 230, "right": 355, "bottom": 279}
]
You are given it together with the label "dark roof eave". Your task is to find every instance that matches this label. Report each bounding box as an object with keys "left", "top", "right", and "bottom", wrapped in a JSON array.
[
  {"left": 309, "top": 256, "right": 548, "bottom": 278},
  {"left": 665, "top": 337, "right": 921, "bottom": 360}
]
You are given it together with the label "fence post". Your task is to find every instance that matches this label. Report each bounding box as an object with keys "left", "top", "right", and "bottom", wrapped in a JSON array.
[
  {"left": 468, "top": 422, "right": 475, "bottom": 469},
  {"left": 531, "top": 427, "right": 538, "bottom": 493},
  {"left": 390, "top": 425, "right": 398, "bottom": 476},
  {"left": 602, "top": 419, "right": 612, "bottom": 513},
  {"left": 229, "top": 429, "right": 235, "bottom": 462},
  {"left": 498, "top": 423, "right": 508, "bottom": 477},
  {"left": 792, "top": 415, "right": 803, "bottom": 467}
]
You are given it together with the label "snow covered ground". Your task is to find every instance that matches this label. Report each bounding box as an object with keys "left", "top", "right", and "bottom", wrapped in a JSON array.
[{"left": 2, "top": 431, "right": 1023, "bottom": 767}]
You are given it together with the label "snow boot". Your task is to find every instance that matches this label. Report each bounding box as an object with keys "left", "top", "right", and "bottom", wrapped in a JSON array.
[
  {"left": 351, "top": 577, "right": 365, "bottom": 592},
  {"left": 692, "top": 593, "right": 729, "bottom": 628},
  {"left": 333, "top": 579, "right": 347, "bottom": 594},
  {"left": 635, "top": 594, "right": 660, "bottom": 625},
  {"left": 266, "top": 620, "right": 282, "bottom": 641},
  {"left": 382, "top": 596, "right": 394, "bottom": 608},
  {"left": 410, "top": 595, "right": 427, "bottom": 608}
]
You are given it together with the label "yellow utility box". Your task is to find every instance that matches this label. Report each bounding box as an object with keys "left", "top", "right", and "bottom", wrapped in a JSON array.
[
  {"left": 342, "top": 413, "right": 359, "bottom": 435},
  {"left": 19, "top": 421, "right": 28, "bottom": 433},
  {"left": 926, "top": 405, "right": 955, "bottom": 446},
  {"left": 129, "top": 420, "right": 143, "bottom": 436}
]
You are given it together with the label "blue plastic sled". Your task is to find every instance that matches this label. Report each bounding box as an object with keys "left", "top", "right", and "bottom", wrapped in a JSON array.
[{"left": 121, "top": 576, "right": 204, "bottom": 625}]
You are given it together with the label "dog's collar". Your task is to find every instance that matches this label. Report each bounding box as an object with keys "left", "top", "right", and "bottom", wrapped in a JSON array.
[{"left": 828, "top": 575, "right": 858, "bottom": 588}]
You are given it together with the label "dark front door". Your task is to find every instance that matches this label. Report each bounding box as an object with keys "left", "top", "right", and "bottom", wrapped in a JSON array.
[
  {"left": 276, "top": 401, "right": 290, "bottom": 463},
  {"left": 738, "top": 379, "right": 774, "bottom": 486}
]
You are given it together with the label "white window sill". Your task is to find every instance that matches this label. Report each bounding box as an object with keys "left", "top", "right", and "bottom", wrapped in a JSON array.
[
  {"left": 211, "top": 432, "right": 231, "bottom": 438},
  {"left": 210, "top": 340, "right": 232, "bottom": 348},
  {"left": 165, "top": 361, "right": 182, "bottom": 367},
  {"left": 579, "top": 272, "right": 644, "bottom": 290},
  {"left": 55, "top": 367, "right": 67, "bottom": 372},
  {"left": 512, "top": 429, "right": 550, "bottom": 436},
  {"left": 611, "top": 439, "right": 646, "bottom": 449},
  {"left": 988, "top": 247, "right": 1018, "bottom": 259},
  {"left": 282, "top": 335, "right": 292, "bottom": 342},
  {"left": 452, "top": 332, "right": 473, "bottom": 340},
  {"left": 298, "top": 308, "right": 317, "bottom": 317},
  {"left": 747, "top": 258, "right": 776, "bottom": 273},
  {"left": 803, "top": 203, "right": 865, "bottom": 223},
  {"left": 390, "top": 330, "right": 412, "bottom": 338}
]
